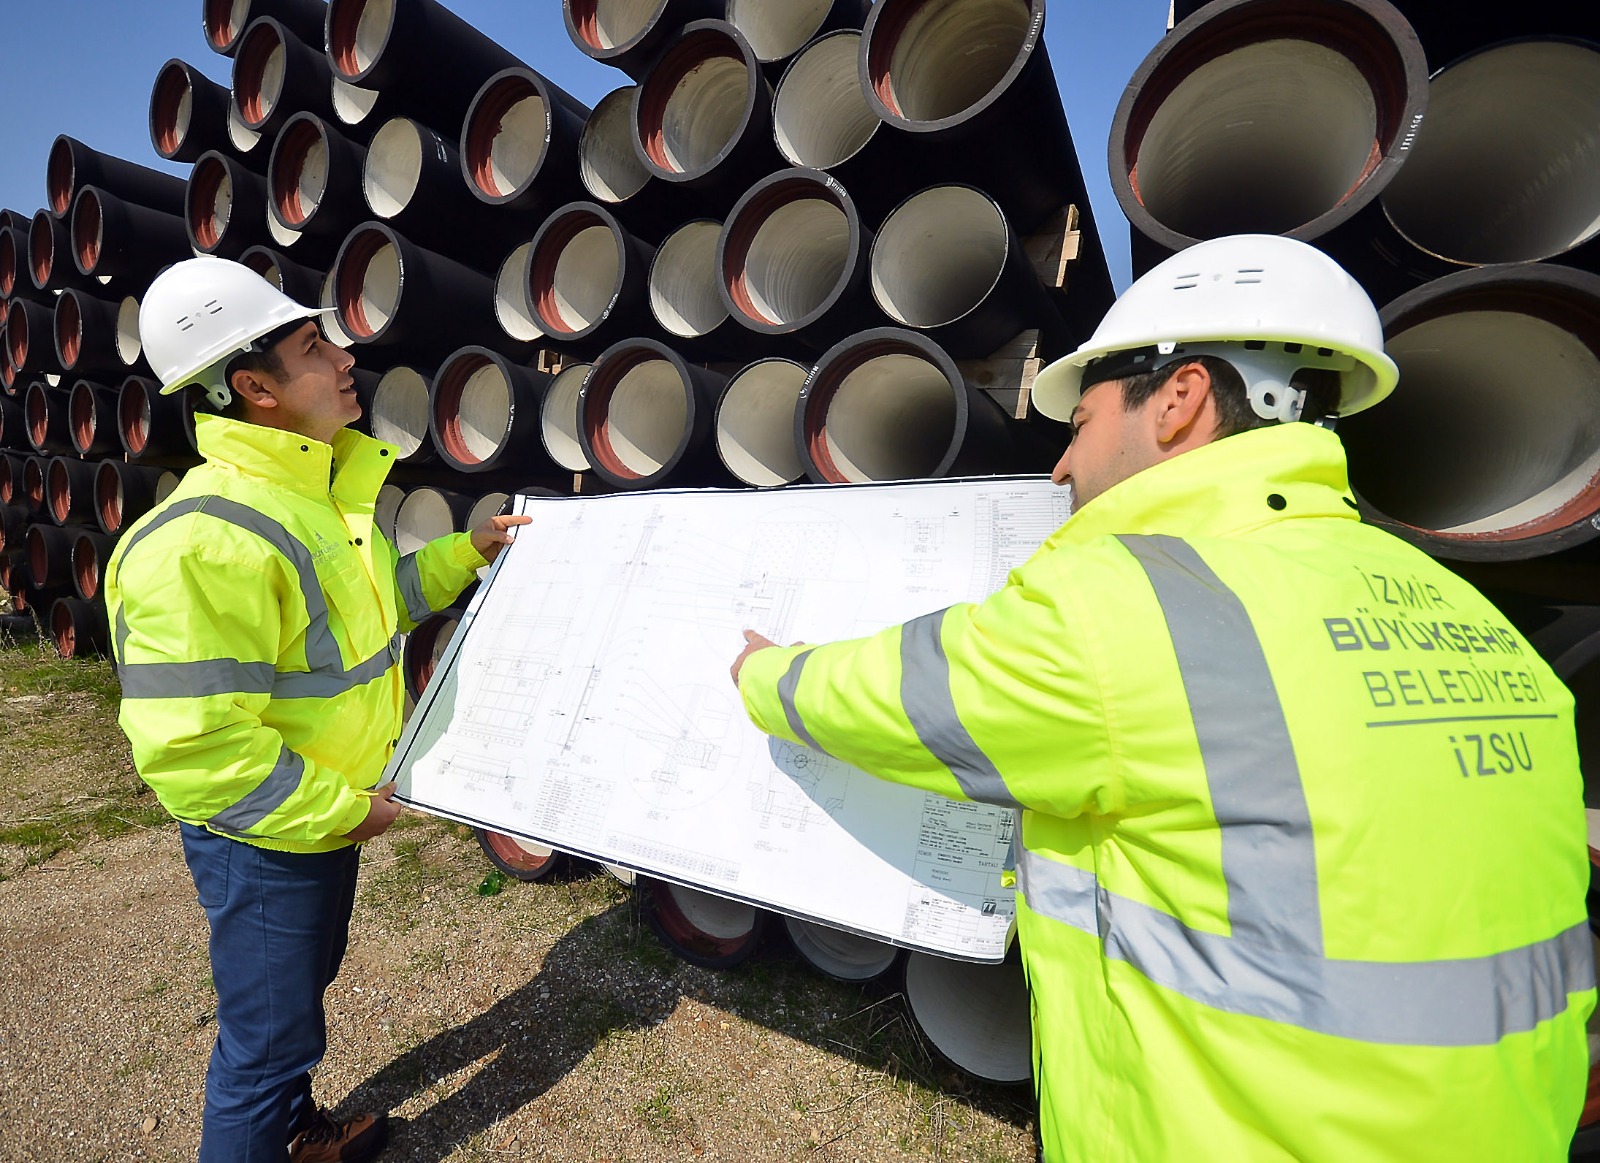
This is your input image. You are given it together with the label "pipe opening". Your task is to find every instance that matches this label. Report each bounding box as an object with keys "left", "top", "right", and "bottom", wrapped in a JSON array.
[
  {"left": 365, "top": 118, "right": 424, "bottom": 217},
  {"left": 870, "top": 0, "right": 1031, "bottom": 123},
  {"left": 47, "top": 460, "right": 74, "bottom": 524},
  {"left": 904, "top": 952, "right": 1032, "bottom": 1084},
  {"left": 336, "top": 231, "right": 401, "bottom": 338},
  {"left": 1131, "top": 39, "right": 1380, "bottom": 238},
  {"left": 204, "top": 0, "right": 253, "bottom": 52},
  {"left": 370, "top": 366, "right": 430, "bottom": 457},
  {"left": 405, "top": 610, "right": 459, "bottom": 694},
  {"left": 6, "top": 302, "right": 29, "bottom": 370},
  {"left": 533, "top": 214, "right": 621, "bottom": 334},
  {"left": 47, "top": 138, "right": 75, "bottom": 217},
  {"left": 29, "top": 213, "right": 55, "bottom": 287},
  {"left": 329, "top": 0, "right": 395, "bottom": 78},
  {"left": 654, "top": 882, "right": 760, "bottom": 947},
  {"left": 587, "top": 355, "right": 687, "bottom": 478},
  {"left": 241, "top": 248, "right": 285, "bottom": 290},
  {"left": 73, "top": 535, "right": 101, "bottom": 601},
  {"left": 541, "top": 364, "right": 593, "bottom": 471},
  {"left": 650, "top": 220, "right": 726, "bottom": 337},
  {"left": 0, "top": 230, "right": 17, "bottom": 296},
  {"left": 152, "top": 63, "right": 194, "bottom": 158},
  {"left": 266, "top": 213, "right": 300, "bottom": 249},
  {"left": 273, "top": 120, "right": 328, "bottom": 227},
  {"left": 1345, "top": 309, "right": 1600, "bottom": 538},
  {"left": 728, "top": 0, "right": 836, "bottom": 63},
  {"left": 639, "top": 39, "right": 752, "bottom": 176},
  {"left": 227, "top": 101, "right": 263, "bottom": 154},
  {"left": 872, "top": 186, "right": 1008, "bottom": 328},
  {"left": 726, "top": 186, "right": 850, "bottom": 326},
  {"left": 69, "top": 382, "right": 96, "bottom": 451},
  {"left": 466, "top": 491, "right": 510, "bottom": 532},
  {"left": 51, "top": 602, "right": 78, "bottom": 659},
  {"left": 23, "top": 459, "right": 45, "bottom": 510},
  {"left": 570, "top": 0, "right": 660, "bottom": 51},
  {"left": 375, "top": 482, "right": 404, "bottom": 542},
  {"left": 716, "top": 358, "right": 807, "bottom": 486},
  {"left": 57, "top": 296, "right": 83, "bottom": 369},
  {"left": 116, "top": 297, "right": 143, "bottom": 365},
  {"left": 783, "top": 917, "right": 899, "bottom": 981},
  {"left": 27, "top": 527, "right": 49, "bottom": 589},
  {"left": 236, "top": 22, "right": 288, "bottom": 127},
  {"left": 25, "top": 385, "right": 49, "bottom": 449},
  {"left": 580, "top": 88, "right": 651, "bottom": 202},
  {"left": 72, "top": 189, "right": 105, "bottom": 274},
  {"left": 436, "top": 354, "right": 511, "bottom": 465},
  {"left": 494, "top": 243, "right": 544, "bottom": 343},
  {"left": 332, "top": 77, "right": 381, "bottom": 125},
  {"left": 807, "top": 348, "right": 957, "bottom": 481},
  {"left": 395, "top": 488, "right": 456, "bottom": 554},
  {"left": 189, "top": 158, "right": 234, "bottom": 251},
  {"left": 774, "top": 32, "right": 876, "bottom": 168},
  {"left": 118, "top": 380, "right": 152, "bottom": 456},
  {"left": 320, "top": 268, "right": 355, "bottom": 348},
  {"left": 1382, "top": 41, "right": 1600, "bottom": 266},
  {"left": 468, "top": 78, "right": 550, "bottom": 199}
]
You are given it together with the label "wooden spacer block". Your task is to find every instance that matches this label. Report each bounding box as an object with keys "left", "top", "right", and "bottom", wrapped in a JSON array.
[
  {"left": 1023, "top": 205, "right": 1082, "bottom": 291},
  {"left": 958, "top": 329, "right": 1043, "bottom": 420}
]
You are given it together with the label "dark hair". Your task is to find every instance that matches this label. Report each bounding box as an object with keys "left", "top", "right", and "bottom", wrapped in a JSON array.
[
  {"left": 1118, "top": 355, "right": 1340, "bottom": 438},
  {"left": 209, "top": 319, "right": 310, "bottom": 417}
]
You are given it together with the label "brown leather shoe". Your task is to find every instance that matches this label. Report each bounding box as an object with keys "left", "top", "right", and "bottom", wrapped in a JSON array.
[{"left": 288, "top": 1108, "right": 389, "bottom": 1163}]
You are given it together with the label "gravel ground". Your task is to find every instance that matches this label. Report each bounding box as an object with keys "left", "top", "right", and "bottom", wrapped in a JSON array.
[{"left": 0, "top": 669, "right": 1036, "bottom": 1162}]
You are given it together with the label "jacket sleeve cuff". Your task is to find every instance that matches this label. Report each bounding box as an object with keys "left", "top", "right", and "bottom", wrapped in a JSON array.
[
  {"left": 331, "top": 789, "right": 372, "bottom": 838},
  {"left": 738, "top": 644, "right": 809, "bottom": 741},
  {"left": 449, "top": 531, "right": 490, "bottom": 570}
]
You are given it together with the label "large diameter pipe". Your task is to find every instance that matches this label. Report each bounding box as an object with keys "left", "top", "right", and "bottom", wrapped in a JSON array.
[
  {"left": 363, "top": 117, "right": 521, "bottom": 267},
  {"left": 114, "top": 295, "right": 150, "bottom": 376},
  {"left": 327, "top": 0, "right": 527, "bottom": 127},
  {"left": 47, "top": 136, "right": 187, "bottom": 221},
  {"left": 474, "top": 829, "right": 564, "bottom": 882},
  {"left": 493, "top": 241, "right": 544, "bottom": 346},
  {"left": 394, "top": 485, "right": 475, "bottom": 555},
  {"left": 232, "top": 17, "right": 337, "bottom": 136},
  {"left": 563, "top": 0, "right": 725, "bottom": 81},
  {"left": 225, "top": 99, "right": 273, "bottom": 171},
  {"left": 1376, "top": 0, "right": 1597, "bottom": 75},
  {"left": 1112, "top": 0, "right": 1428, "bottom": 276},
  {"left": 727, "top": 0, "right": 871, "bottom": 73},
  {"left": 527, "top": 201, "right": 658, "bottom": 351},
  {"left": 28, "top": 209, "right": 97, "bottom": 294},
  {"left": 903, "top": 951, "right": 1032, "bottom": 1085},
  {"left": 770, "top": 30, "right": 933, "bottom": 227},
  {"left": 186, "top": 151, "right": 271, "bottom": 260},
  {"left": 333, "top": 222, "right": 506, "bottom": 355},
  {"left": 374, "top": 481, "right": 405, "bottom": 543},
  {"left": 72, "top": 187, "right": 191, "bottom": 282},
  {"left": 797, "top": 327, "right": 1018, "bottom": 483},
  {"left": 95, "top": 459, "right": 179, "bottom": 536},
  {"left": 429, "top": 347, "right": 555, "bottom": 474},
  {"left": 238, "top": 244, "right": 326, "bottom": 306},
  {"left": 21, "top": 456, "right": 47, "bottom": 515},
  {"left": 49, "top": 596, "right": 112, "bottom": 659},
  {"left": 870, "top": 184, "right": 1068, "bottom": 359},
  {"left": 70, "top": 529, "right": 119, "bottom": 603},
  {"left": 28, "top": 524, "right": 78, "bottom": 589},
  {"left": 714, "top": 357, "right": 809, "bottom": 487},
  {"left": 640, "top": 877, "right": 769, "bottom": 970},
  {"left": 118, "top": 374, "right": 199, "bottom": 463},
  {"left": 578, "top": 338, "right": 735, "bottom": 489},
  {"left": 632, "top": 21, "right": 782, "bottom": 211},
  {"left": 0, "top": 399, "right": 22, "bottom": 454},
  {"left": 24, "top": 384, "right": 74, "bottom": 456},
  {"left": 368, "top": 364, "right": 438, "bottom": 463},
  {"left": 462, "top": 67, "right": 590, "bottom": 215},
  {"left": 68, "top": 381, "right": 121, "bottom": 459},
  {"left": 539, "top": 362, "right": 594, "bottom": 472},
  {"left": 576, "top": 85, "right": 696, "bottom": 243},
  {"left": 54, "top": 289, "right": 130, "bottom": 382},
  {"left": 403, "top": 605, "right": 463, "bottom": 699},
  {"left": 0, "top": 224, "right": 33, "bottom": 300},
  {"left": 782, "top": 915, "right": 900, "bottom": 982},
  {"left": 1342, "top": 263, "right": 1600, "bottom": 561},
  {"left": 1372, "top": 40, "right": 1600, "bottom": 279},
  {"left": 0, "top": 502, "right": 25, "bottom": 557},
  {"left": 205, "top": 0, "right": 328, "bottom": 57},
  {"left": 8, "top": 301, "right": 66, "bottom": 380},
  {"left": 268, "top": 112, "right": 369, "bottom": 242},
  {"left": 647, "top": 218, "right": 766, "bottom": 360},
  {"left": 45, "top": 455, "right": 100, "bottom": 527},
  {"left": 717, "top": 168, "right": 883, "bottom": 353},
  {"left": 149, "top": 58, "right": 236, "bottom": 166}
]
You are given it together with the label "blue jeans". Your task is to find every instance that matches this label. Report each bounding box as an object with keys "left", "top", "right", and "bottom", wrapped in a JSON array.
[{"left": 180, "top": 823, "right": 362, "bottom": 1162}]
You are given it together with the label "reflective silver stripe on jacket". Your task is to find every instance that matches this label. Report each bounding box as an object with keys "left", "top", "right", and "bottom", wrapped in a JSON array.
[
  {"left": 396, "top": 553, "right": 431, "bottom": 623},
  {"left": 113, "top": 496, "right": 400, "bottom": 699},
  {"left": 776, "top": 649, "right": 823, "bottom": 751},
  {"left": 900, "top": 610, "right": 1024, "bottom": 809},
  {"left": 207, "top": 745, "right": 307, "bottom": 838},
  {"left": 1017, "top": 849, "right": 1594, "bottom": 1046}
]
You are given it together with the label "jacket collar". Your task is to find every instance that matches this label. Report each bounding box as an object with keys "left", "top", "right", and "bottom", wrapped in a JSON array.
[
  {"left": 1042, "top": 423, "right": 1360, "bottom": 552},
  {"left": 194, "top": 414, "right": 399, "bottom": 503}
]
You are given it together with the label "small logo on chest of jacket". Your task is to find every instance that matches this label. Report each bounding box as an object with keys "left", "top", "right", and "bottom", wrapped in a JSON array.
[{"left": 308, "top": 530, "right": 344, "bottom": 566}]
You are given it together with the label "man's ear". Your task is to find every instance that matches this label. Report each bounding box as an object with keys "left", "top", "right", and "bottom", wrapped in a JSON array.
[
  {"left": 1153, "top": 362, "right": 1212, "bottom": 445},
  {"left": 229, "top": 366, "right": 279, "bottom": 410}
]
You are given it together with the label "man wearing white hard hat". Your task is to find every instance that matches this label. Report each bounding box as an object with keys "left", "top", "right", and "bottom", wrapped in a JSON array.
[
  {"left": 104, "top": 257, "right": 528, "bottom": 1163},
  {"left": 731, "top": 236, "right": 1591, "bottom": 1160}
]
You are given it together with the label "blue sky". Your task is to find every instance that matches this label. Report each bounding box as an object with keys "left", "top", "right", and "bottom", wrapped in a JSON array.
[{"left": 0, "top": 1, "right": 1170, "bottom": 289}]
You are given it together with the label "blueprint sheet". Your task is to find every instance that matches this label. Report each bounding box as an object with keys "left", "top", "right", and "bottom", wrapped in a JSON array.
[{"left": 388, "top": 476, "right": 1071, "bottom": 962}]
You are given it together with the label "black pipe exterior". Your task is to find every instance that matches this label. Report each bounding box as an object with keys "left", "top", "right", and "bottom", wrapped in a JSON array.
[
  {"left": 727, "top": 0, "right": 872, "bottom": 76},
  {"left": 47, "top": 135, "right": 188, "bottom": 221},
  {"left": 95, "top": 459, "right": 175, "bottom": 535},
  {"left": 403, "top": 605, "right": 465, "bottom": 699},
  {"left": 268, "top": 112, "right": 369, "bottom": 243},
  {"left": 149, "top": 58, "right": 236, "bottom": 165},
  {"left": 50, "top": 596, "right": 112, "bottom": 659},
  {"left": 333, "top": 222, "right": 509, "bottom": 358},
  {"left": 46, "top": 455, "right": 101, "bottom": 527},
  {"left": 205, "top": 0, "right": 329, "bottom": 57},
  {"left": 575, "top": 85, "right": 700, "bottom": 243},
  {"left": 186, "top": 151, "right": 272, "bottom": 260},
  {"left": 118, "top": 374, "right": 198, "bottom": 464},
  {"left": 0, "top": 224, "right": 51, "bottom": 303},
  {"left": 70, "top": 529, "right": 119, "bottom": 603},
  {"left": 796, "top": 327, "right": 1019, "bottom": 483},
  {"left": 69, "top": 381, "right": 122, "bottom": 459},
  {"left": 232, "top": 16, "right": 338, "bottom": 136},
  {"left": 647, "top": 218, "right": 770, "bottom": 362},
  {"left": 28, "top": 209, "right": 98, "bottom": 293},
  {"left": 28, "top": 524, "right": 77, "bottom": 588},
  {"left": 239, "top": 245, "right": 326, "bottom": 306},
  {"left": 54, "top": 289, "right": 129, "bottom": 381},
  {"left": 0, "top": 398, "right": 23, "bottom": 453},
  {"left": 461, "top": 67, "right": 590, "bottom": 216},
  {"left": 578, "top": 337, "right": 737, "bottom": 490},
  {"left": 564, "top": 0, "right": 726, "bottom": 80},
  {"left": 8, "top": 301, "right": 66, "bottom": 380},
  {"left": 72, "top": 187, "right": 192, "bottom": 283},
  {"left": 24, "top": 384, "right": 74, "bottom": 456},
  {"left": 429, "top": 347, "right": 555, "bottom": 475},
  {"left": 527, "top": 200, "right": 659, "bottom": 354}
]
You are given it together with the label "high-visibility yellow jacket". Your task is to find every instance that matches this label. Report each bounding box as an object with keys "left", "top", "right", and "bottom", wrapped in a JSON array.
[
  {"left": 105, "top": 414, "right": 486, "bottom": 853},
  {"left": 740, "top": 423, "right": 1594, "bottom": 1162}
]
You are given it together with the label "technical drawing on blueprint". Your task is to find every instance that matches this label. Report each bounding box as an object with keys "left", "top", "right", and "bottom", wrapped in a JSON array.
[{"left": 389, "top": 476, "right": 1070, "bottom": 962}]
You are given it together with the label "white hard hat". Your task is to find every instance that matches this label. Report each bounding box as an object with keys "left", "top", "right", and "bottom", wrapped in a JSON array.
[
  {"left": 1033, "top": 234, "right": 1398, "bottom": 423},
  {"left": 140, "top": 256, "right": 330, "bottom": 410}
]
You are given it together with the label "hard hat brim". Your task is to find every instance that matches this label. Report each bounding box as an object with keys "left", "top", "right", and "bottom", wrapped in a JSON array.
[{"left": 155, "top": 305, "right": 338, "bottom": 396}]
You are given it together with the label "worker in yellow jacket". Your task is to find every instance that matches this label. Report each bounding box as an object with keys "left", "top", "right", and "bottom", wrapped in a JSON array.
[
  {"left": 732, "top": 235, "right": 1593, "bottom": 1161},
  {"left": 104, "top": 258, "right": 528, "bottom": 1163}
]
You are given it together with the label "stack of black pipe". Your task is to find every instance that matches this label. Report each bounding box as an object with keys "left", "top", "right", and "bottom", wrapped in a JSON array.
[{"left": 1138, "top": 0, "right": 1600, "bottom": 1150}]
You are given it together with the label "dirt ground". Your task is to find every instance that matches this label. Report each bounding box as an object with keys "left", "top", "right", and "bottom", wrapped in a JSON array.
[{"left": 0, "top": 643, "right": 1036, "bottom": 1162}]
